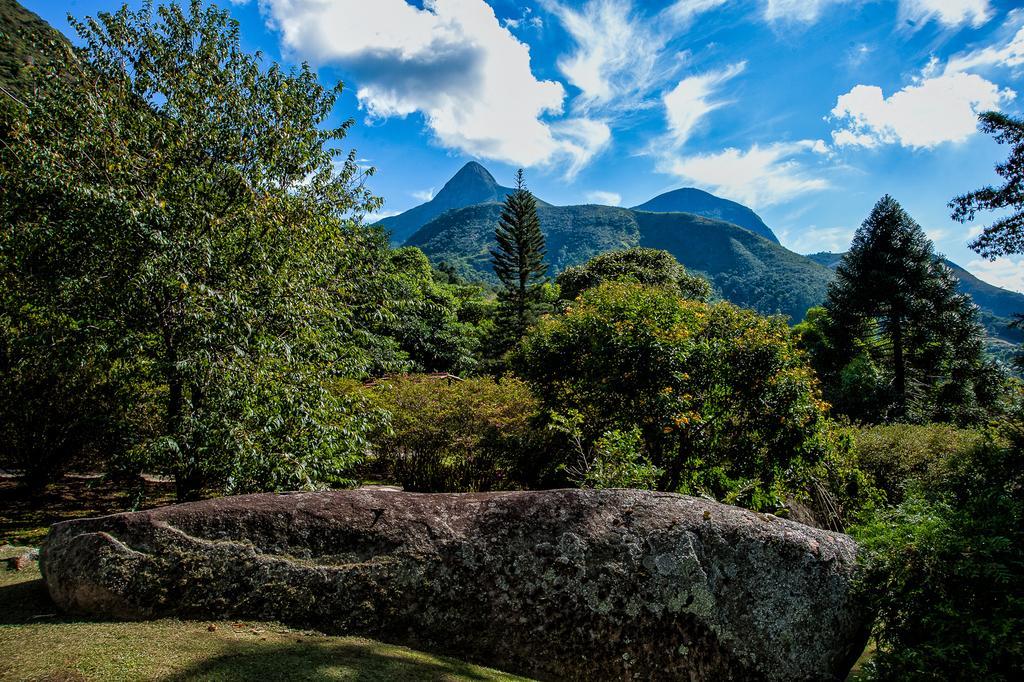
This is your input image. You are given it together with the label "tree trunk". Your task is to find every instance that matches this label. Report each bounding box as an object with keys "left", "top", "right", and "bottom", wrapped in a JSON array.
[{"left": 892, "top": 316, "right": 906, "bottom": 419}]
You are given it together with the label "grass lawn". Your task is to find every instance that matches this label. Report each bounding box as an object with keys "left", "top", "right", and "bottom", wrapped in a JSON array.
[{"left": 0, "top": 546, "right": 529, "bottom": 681}]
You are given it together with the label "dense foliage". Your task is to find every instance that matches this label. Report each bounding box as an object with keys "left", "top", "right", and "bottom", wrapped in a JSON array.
[
  {"left": 854, "top": 421, "right": 1024, "bottom": 680},
  {"left": 408, "top": 201, "right": 835, "bottom": 322},
  {"left": 556, "top": 247, "right": 711, "bottom": 303},
  {"left": 365, "top": 375, "right": 541, "bottom": 492},
  {"left": 362, "top": 246, "right": 486, "bottom": 376},
  {"left": 805, "top": 196, "right": 1006, "bottom": 424},
  {"left": 1, "top": 0, "right": 411, "bottom": 498},
  {"left": 3, "top": 4, "right": 1022, "bottom": 674},
  {"left": 516, "top": 281, "right": 836, "bottom": 510},
  {"left": 849, "top": 423, "right": 988, "bottom": 505}
]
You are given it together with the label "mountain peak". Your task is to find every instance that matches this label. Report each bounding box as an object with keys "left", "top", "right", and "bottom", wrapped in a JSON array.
[
  {"left": 440, "top": 161, "right": 499, "bottom": 198},
  {"left": 377, "top": 161, "right": 514, "bottom": 245},
  {"left": 632, "top": 188, "right": 778, "bottom": 244}
]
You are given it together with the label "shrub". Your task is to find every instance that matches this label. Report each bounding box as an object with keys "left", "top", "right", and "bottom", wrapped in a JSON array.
[
  {"left": 515, "top": 281, "right": 836, "bottom": 511},
  {"left": 367, "top": 375, "right": 542, "bottom": 492},
  {"left": 787, "top": 425, "right": 881, "bottom": 532},
  {"left": 549, "top": 411, "right": 662, "bottom": 490},
  {"left": 851, "top": 423, "right": 989, "bottom": 505},
  {"left": 556, "top": 247, "right": 712, "bottom": 302},
  {"left": 853, "top": 422, "right": 1024, "bottom": 680}
]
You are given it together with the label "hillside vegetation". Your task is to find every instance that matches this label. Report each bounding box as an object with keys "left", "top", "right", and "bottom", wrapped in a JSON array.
[
  {"left": 409, "top": 202, "right": 833, "bottom": 321},
  {"left": 1, "top": 1, "right": 1022, "bottom": 680},
  {"left": 380, "top": 162, "right": 525, "bottom": 245},
  {"left": 406, "top": 202, "right": 641, "bottom": 281}
]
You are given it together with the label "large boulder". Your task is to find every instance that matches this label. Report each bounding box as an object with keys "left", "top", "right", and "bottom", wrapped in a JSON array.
[{"left": 41, "top": 489, "right": 869, "bottom": 680}]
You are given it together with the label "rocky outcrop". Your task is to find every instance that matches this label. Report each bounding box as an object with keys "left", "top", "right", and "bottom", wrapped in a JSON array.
[{"left": 41, "top": 489, "right": 869, "bottom": 680}]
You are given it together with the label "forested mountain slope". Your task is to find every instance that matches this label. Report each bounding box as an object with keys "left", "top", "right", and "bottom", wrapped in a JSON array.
[
  {"left": 632, "top": 187, "right": 779, "bottom": 243},
  {"left": 379, "top": 162, "right": 524, "bottom": 245},
  {"left": 408, "top": 204, "right": 833, "bottom": 321}
]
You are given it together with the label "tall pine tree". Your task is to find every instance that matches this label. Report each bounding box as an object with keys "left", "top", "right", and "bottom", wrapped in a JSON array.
[
  {"left": 824, "top": 195, "right": 1002, "bottom": 423},
  {"left": 490, "top": 169, "right": 548, "bottom": 347}
]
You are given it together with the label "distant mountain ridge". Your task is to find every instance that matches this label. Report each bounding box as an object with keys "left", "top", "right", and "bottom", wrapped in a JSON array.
[
  {"left": 378, "top": 162, "right": 520, "bottom": 245},
  {"left": 407, "top": 202, "right": 834, "bottom": 322},
  {"left": 380, "top": 161, "right": 777, "bottom": 246},
  {"left": 386, "top": 165, "right": 1021, "bottom": 334},
  {"left": 632, "top": 188, "right": 779, "bottom": 243},
  {"left": 0, "top": 0, "right": 71, "bottom": 91}
]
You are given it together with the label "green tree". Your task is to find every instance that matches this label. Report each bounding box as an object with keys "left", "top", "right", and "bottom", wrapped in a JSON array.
[
  {"left": 0, "top": 1, "right": 382, "bottom": 499},
  {"left": 950, "top": 111, "right": 1024, "bottom": 259},
  {"left": 556, "top": 247, "right": 712, "bottom": 302},
  {"left": 515, "top": 281, "right": 836, "bottom": 510},
  {"left": 824, "top": 196, "right": 1002, "bottom": 423},
  {"left": 490, "top": 169, "right": 548, "bottom": 347},
  {"left": 373, "top": 247, "right": 482, "bottom": 375},
  {"left": 366, "top": 375, "right": 541, "bottom": 492}
]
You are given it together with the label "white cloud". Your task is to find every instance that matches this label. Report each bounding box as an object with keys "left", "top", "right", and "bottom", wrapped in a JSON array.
[
  {"left": 763, "top": 0, "right": 847, "bottom": 24},
  {"left": 663, "top": 0, "right": 730, "bottom": 24},
  {"left": 258, "top": 0, "right": 606, "bottom": 173},
  {"left": 545, "top": 0, "right": 667, "bottom": 110},
  {"left": 659, "top": 140, "right": 830, "bottom": 207},
  {"left": 897, "top": 0, "right": 992, "bottom": 30},
  {"left": 544, "top": 0, "right": 726, "bottom": 112},
  {"left": 503, "top": 7, "right": 544, "bottom": 31},
  {"left": 411, "top": 188, "right": 435, "bottom": 202},
  {"left": 761, "top": 0, "right": 990, "bottom": 29},
  {"left": 945, "top": 13, "right": 1024, "bottom": 74},
  {"left": 585, "top": 190, "right": 622, "bottom": 205},
  {"left": 663, "top": 62, "right": 746, "bottom": 147},
  {"left": 831, "top": 71, "right": 1014, "bottom": 149},
  {"left": 965, "top": 256, "right": 1024, "bottom": 293},
  {"left": 549, "top": 117, "right": 614, "bottom": 177},
  {"left": 777, "top": 225, "right": 855, "bottom": 254}
]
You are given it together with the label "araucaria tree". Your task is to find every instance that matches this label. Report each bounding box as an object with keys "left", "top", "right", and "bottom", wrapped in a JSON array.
[
  {"left": 0, "top": 1, "right": 382, "bottom": 499},
  {"left": 950, "top": 111, "right": 1024, "bottom": 259},
  {"left": 823, "top": 196, "right": 1002, "bottom": 423},
  {"left": 950, "top": 111, "right": 1024, "bottom": 371},
  {"left": 490, "top": 169, "right": 548, "bottom": 347}
]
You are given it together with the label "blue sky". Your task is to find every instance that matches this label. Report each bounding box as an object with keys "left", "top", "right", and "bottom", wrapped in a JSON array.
[{"left": 30, "top": 0, "right": 1024, "bottom": 291}]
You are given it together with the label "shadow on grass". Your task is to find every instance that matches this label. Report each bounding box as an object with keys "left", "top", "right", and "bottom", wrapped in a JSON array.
[
  {"left": 0, "top": 576, "right": 58, "bottom": 624},
  {"left": 0, "top": 575, "right": 520, "bottom": 681},
  {"left": 159, "top": 640, "right": 509, "bottom": 682}
]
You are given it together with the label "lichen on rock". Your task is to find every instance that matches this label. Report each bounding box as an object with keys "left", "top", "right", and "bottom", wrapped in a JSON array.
[{"left": 41, "top": 488, "right": 870, "bottom": 681}]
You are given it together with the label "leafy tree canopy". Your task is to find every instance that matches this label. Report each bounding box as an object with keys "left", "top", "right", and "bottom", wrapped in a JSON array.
[
  {"left": 0, "top": 0, "right": 383, "bottom": 499},
  {"left": 854, "top": 422, "right": 1024, "bottom": 679},
  {"left": 556, "top": 247, "right": 712, "bottom": 303},
  {"left": 820, "top": 196, "right": 1005, "bottom": 424},
  {"left": 515, "top": 281, "right": 836, "bottom": 511}
]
